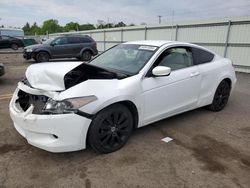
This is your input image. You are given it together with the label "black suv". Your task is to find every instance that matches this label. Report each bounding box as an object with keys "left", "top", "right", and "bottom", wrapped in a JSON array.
[
  {"left": 0, "top": 63, "right": 5, "bottom": 77},
  {"left": 0, "top": 35, "right": 24, "bottom": 50},
  {"left": 23, "top": 35, "right": 98, "bottom": 62}
]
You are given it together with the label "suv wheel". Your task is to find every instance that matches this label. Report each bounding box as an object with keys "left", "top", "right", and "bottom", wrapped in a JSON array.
[
  {"left": 36, "top": 52, "right": 50, "bottom": 62},
  {"left": 11, "top": 43, "right": 18, "bottom": 50},
  {"left": 88, "top": 104, "right": 134, "bottom": 153},
  {"left": 81, "top": 50, "right": 92, "bottom": 61}
]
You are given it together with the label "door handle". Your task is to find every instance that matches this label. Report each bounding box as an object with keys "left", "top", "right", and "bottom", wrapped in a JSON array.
[{"left": 190, "top": 72, "right": 200, "bottom": 77}]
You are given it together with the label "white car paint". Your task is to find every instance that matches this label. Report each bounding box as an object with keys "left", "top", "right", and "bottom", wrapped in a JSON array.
[
  {"left": 26, "top": 61, "right": 82, "bottom": 91},
  {"left": 9, "top": 40, "right": 236, "bottom": 152}
]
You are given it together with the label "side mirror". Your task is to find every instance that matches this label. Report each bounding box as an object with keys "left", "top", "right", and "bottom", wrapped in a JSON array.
[
  {"left": 50, "top": 42, "right": 55, "bottom": 46},
  {"left": 152, "top": 66, "right": 171, "bottom": 77}
]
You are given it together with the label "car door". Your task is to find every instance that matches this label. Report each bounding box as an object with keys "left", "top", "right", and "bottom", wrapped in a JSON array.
[
  {"left": 50, "top": 37, "right": 72, "bottom": 58},
  {"left": 68, "top": 37, "right": 82, "bottom": 56},
  {"left": 141, "top": 46, "right": 201, "bottom": 125},
  {"left": 0, "top": 36, "right": 11, "bottom": 48}
]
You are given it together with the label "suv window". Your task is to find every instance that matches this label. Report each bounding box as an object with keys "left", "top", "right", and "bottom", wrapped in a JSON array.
[
  {"left": 80, "top": 37, "right": 92, "bottom": 43},
  {"left": 1, "top": 36, "right": 11, "bottom": 40},
  {"left": 191, "top": 47, "right": 214, "bottom": 65},
  {"left": 53, "top": 37, "right": 67, "bottom": 45},
  {"left": 155, "top": 47, "right": 193, "bottom": 71},
  {"left": 68, "top": 37, "right": 81, "bottom": 44}
]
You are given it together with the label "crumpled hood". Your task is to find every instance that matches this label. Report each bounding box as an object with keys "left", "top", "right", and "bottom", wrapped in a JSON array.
[{"left": 25, "top": 61, "right": 83, "bottom": 91}]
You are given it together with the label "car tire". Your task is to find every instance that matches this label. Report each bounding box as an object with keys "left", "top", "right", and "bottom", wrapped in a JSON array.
[
  {"left": 11, "top": 43, "right": 18, "bottom": 50},
  {"left": 88, "top": 104, "right": 134, "bottom": 153},
  {"left": 81, "top": 50, "right": 92, "bottom": 61},
  {"left": 36, "top": 52, "right": 50, "bottom": 63},
  {"left": 207, "top": 80, "right": 231, "bottom": 112}
]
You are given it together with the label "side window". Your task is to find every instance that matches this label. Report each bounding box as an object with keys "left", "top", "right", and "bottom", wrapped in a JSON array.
[
  {"left": 68, "top": 37, "right": 81, "bottom": 44},
  {"left": 1, "top": 36, "right": 10, "bottom": 40},
  {"left": 54, "top": 37, "right": 67, "bottom": 45},
  {"left": 191, "top": 47, "right": 214, "bottom": 65},
  {"left": 80, "top": 37, "right": 92, "bottom": 43},
  {"left": 156, "top": 47, "right": 193, "bottom": 71}
]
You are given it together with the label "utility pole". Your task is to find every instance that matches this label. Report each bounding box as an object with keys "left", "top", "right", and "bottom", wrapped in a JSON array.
[
  {"left": 171, "top": 10, "right": 175, "bottom": 40},
  {"left": 158, "top": 15, "right": 162, "bottom": 24},
  {"left": 107, "top": 17, "right": 110, "bottom": 28}
]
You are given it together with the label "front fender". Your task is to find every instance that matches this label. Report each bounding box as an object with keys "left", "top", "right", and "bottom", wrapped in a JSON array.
[{"left": 33, "top": 48, "right": 52, "bottom": 57}]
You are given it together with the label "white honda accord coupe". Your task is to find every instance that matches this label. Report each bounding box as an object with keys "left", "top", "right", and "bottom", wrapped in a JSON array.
[{"left": 9, "top": 40, "right": 236, "bottom": 153}]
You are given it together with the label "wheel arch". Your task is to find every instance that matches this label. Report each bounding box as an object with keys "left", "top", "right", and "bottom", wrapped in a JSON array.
[
  {"left": 85, "top": 100, "right": 139, "bottom": 150},
  {"left": 223, "top": 78, "right": 232, "bottom": 89},
  {"left": 209, "top": 76, "right": 233, "bottom": 104},
  {"left": 10, "top": 42, "right": 19, "bottom": 49},
  {"left": 80, "top": 47, "right": 94, "bottom": 56},
  {"left": 93, "top": 100, "right": 139, "bottom": 130},
  {"left": 36, "top": 50, "right": 52, "bottom": 58},
  {"left": 117, "top": 100, "right": 139, "bottom": 130},
  {"left": 216, "top": 77, "right": 233, "bottom": 93}
]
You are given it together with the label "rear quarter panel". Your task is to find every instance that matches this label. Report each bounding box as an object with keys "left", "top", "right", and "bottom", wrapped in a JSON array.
[{"left": 197, "top": 55, "right": 236, "bottom": 107}]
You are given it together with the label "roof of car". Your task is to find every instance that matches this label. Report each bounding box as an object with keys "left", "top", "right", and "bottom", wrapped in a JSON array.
[
  {"left": 125, "top": 40, "right": 193, "bottom": 47},
  {"left": 125, "top": 40, "right": 175, "bottom": 47},
  {"left": 61, "top": 34, "right": 91, "bottom": 38}
]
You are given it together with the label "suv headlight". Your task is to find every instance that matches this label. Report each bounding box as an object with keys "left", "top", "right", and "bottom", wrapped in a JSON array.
[
  {"left": 42, "top": 96, "right": 97, "bottom": 114},
  {"left": 26, "top": 48, "right": 33, "bottom": 52}
]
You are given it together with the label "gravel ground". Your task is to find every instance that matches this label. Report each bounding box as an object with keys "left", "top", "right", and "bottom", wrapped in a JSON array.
[{"left": 0, "top": 52, "right": 250, "bottom": 188}]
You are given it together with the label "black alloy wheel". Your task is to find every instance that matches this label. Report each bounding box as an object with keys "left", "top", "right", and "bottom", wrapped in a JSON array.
[
  {"left": 36, "top": 52, "right": 50, "bottom": 62},
  {"left": 88, "top": 104, "right": 134, "bottom": 153},
  {"left": 207, "top": 80, "right": 231, "bottom": 111},
  {"left": 11, "top": 43, "right": 18, "bottom": 50},
  {"left": 81, "top": 50, "right": 92, "bottom": 61}
]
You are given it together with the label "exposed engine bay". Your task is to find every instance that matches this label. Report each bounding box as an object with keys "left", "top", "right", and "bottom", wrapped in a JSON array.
[{"left": 64, "top": 63, "right": 128, "bottom": 89}]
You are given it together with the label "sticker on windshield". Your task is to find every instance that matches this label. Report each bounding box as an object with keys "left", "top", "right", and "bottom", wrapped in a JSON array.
[{"left": 139, "top": 46, "right": 157, "bottom": 51}]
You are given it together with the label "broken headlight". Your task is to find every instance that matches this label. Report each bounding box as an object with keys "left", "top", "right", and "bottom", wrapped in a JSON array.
[{"left": 42, "top": 96, "right": 97, "bottom": 114}]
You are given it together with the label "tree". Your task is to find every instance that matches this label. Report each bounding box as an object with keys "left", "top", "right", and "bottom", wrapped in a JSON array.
[
  {"left": 41, "top": 19, "right": 62, "bottom": 34},
  {"left": 22, "top": 22, "right": 30, "bottom": 35},
  {"left": 64, "top": 22, "right": 80, "bottom": 32},
  {"left": 29, "top": 22, "right": 42, "bottom": 35},
  {"left": 79, "top": 24, "right": 95, "bottom": 31},
  {"left": 114, "top": 22, "right": 126, "bottom": 28}
]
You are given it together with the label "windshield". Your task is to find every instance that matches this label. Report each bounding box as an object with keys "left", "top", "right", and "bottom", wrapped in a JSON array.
[
  {"left": 43, "top": 38, "right": 54, "bottom": 44},
  {"left": 90, "top": 44, "right": 158, "bottom": 75}
]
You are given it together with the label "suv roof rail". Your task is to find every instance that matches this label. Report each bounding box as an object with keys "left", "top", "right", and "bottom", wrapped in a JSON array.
[{"left": 61, "top": 34, "right": 90, "bottom": 37}]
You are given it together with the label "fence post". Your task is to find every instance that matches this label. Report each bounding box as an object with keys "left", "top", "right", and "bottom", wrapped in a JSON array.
[
  {"left": 175, "top": 25, "right": 178, "bottom": 41},
  {"left": 103, "top": 30, "right": 106, "bottom": 51},
  {"left": 121, "top": 28, "right": 123, "bottom": 43},
  {"left": 224, "top": 20, "right": 231, "bottom": 57},
  {"left": 144, "top": 26, "right": 147, "bottom": 40}
]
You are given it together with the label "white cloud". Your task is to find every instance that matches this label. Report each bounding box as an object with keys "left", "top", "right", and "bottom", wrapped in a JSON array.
[{"left": 0, "top": 0, "right": 250, "bottom": 27}]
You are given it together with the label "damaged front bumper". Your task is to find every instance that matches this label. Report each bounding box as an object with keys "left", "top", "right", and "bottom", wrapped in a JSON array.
[
  {"left": 9, "top": 83, "right": 92, "bottom": 152},
  {"left": 23, "top": 51, "right": 35, "bottom": 60}
]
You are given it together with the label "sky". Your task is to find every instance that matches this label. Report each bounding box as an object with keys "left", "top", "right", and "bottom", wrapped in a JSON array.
[{"left": 0, "top": 0, "right": 250, "bottom": 28}]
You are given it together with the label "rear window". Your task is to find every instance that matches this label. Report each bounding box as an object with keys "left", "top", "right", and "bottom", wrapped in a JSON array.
[
  {"left": 68, "top": 37, "right": 92, "bottom": 43},
  {"left": 191, "top": 47, "right": 214, "bottom": 65}
]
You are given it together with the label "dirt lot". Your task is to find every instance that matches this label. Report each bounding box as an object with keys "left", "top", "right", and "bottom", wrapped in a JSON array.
[{"left": 0, "top": 52, "right": 250, "bottom": 188}]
